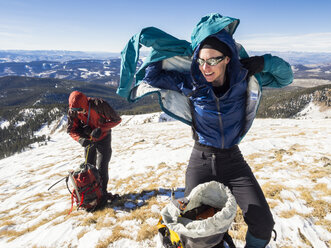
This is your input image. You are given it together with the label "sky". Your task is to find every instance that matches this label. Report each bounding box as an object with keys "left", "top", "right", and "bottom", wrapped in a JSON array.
[{"left": 1, "top": 0, "right": 331, "bottom": 53}]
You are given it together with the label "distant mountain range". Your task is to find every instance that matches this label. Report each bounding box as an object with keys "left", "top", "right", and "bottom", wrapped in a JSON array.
[
  {"left": 0, "top": 50, "right": 119, "bottom": 62},
  {"left": 0, "top": 58, "right": 122, "bottom": 86},
  {"left": 249, "top": 51, "right": 331, "bottom": 65},
  {"left": 0, "top": 50, "right": 331, "bottom": 87},
  {"left": 0, "top": 76, "right": 159, "bottom": 114}
]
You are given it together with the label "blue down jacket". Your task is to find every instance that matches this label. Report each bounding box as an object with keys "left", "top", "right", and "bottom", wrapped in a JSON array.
[{"left": 117, "top": 13, "right": 294, "bottom": 149}]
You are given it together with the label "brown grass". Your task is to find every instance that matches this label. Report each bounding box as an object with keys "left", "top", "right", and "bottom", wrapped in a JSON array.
[
  {"left": 96, "top": 225, "right": 131, "bottom": 248},
  {"left": 229, "top": 207, "right": 246, "bottom": 242},
  {"left": 245, "top": 153, "right": 265, "bottom": 161},
  {"left": 315, "top": 219, "right": 331, "bottom": 232},
  {"left": 267, "top": 200, "right": 279, "bottom": 209},
  {"left": 313, "top": 183, "right": 331, "bottom": 196},
  {"left": 262, "top": 182, "right": 285, "bottom": 201},
  {"left": 81, "top": 215, "right": 98, "bottom": 226},
  {"left": 297, "top": 186, "right": 330, "bottom": 222},
  {"left": 298, "top": 228, "right": 313, "bottom": 247},
  {"left": 136, "top": 223, "right": 158, "bottom": 241},
  {"left": 251, "top": 163, "right": 265, "bottom": 172},
  {"left": 309, "top": 168, "right": 330, "bottom": 179},
  {"left": 0, "top": 209, "right": 68, "bottom": 241},
  {"left": 279, "top": 209, "right": 297, "bottom": 218},
  {"left": 310, "top": 200, "right": 330, "bottom": 219},
  {"left": 77, "top": 229, "right": 88, "bottom": 240},
  {"left": 274, "top": 149, "right": 288, "bottom": 162}
]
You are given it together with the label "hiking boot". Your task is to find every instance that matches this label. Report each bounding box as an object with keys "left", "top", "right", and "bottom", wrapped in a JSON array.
[
  {"left": 92, "top": 196, "right": 108, "bottom": 211},
  {"left": 106, "top": 192, "right": 120, "bottom": 201}
]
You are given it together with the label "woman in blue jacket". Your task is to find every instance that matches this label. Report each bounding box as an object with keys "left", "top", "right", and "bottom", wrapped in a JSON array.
[{"left": 143, "top": 29, "right": 293, "bottom": 247}]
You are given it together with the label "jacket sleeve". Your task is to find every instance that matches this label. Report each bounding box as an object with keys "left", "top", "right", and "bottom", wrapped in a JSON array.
[
  {"left": 258, "top": 54, "right": 294, "bottom": 88},
  {"left": 143, "top": 61, "right": 191, "bottom": 92},
  {"left": 117, "top": 27, "right": 192, "bottom": 99}
]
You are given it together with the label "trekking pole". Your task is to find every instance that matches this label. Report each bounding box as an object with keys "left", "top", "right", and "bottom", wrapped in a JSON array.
[
  {"left": 48, "top": 176, "right": 68, "bottom": 191},
  {"left": 85, "top": 143, "right": 91, "bottom": 165}
]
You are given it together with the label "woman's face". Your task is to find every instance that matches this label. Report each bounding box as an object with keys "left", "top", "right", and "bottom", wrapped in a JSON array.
[{"left": 198, "top": 48, "right": 230, "bottom": 86}]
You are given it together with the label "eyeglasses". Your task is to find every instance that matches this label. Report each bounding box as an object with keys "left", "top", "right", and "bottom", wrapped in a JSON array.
[
  {"left": 70, "top": 108, "right": 83, "bottom": 112},
  {"left": 197, "top": 56, "right": 225, "bottom": 66},
  {"left": 69, "top": 108, "right": 85, "bottom": 115}
]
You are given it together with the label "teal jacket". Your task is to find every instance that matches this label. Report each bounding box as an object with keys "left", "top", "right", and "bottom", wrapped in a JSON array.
[{"left": 117, "top": 13, "right": 293, "bottom": 147}]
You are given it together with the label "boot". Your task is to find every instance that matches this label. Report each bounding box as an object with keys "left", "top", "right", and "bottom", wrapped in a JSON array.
[
  {"left": 106, "top": 192, "right": 120, "bottom": 201},
  {"left": 244, "top": 231, "right": 269, "bottom": 248}
]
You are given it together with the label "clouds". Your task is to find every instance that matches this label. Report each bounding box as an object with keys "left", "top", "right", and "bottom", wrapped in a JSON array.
[{"left": 238, "top": 32, "right": 331, "bottom": 53}]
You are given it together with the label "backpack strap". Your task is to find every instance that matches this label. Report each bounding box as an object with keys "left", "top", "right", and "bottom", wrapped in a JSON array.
[{"left": 86, "top": 102, "right": 91, "bottom": 125}]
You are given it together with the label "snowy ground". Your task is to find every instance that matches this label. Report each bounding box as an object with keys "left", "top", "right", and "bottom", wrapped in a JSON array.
[{"left": 0, "top": 113, "right": 330, "bottom": 248}]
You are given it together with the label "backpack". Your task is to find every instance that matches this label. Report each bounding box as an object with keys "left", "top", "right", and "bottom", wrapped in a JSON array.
[
  {"left": 158, "top": 181, "right": 237, "bottom": 248},
  {"left": 66, "top": 163, "right": 104, "bottom": 213}
]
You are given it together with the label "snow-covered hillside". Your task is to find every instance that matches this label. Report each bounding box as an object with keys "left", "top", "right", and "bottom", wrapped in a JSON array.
[{"left": 0, "top": 113, "right": 330, "bottom": 248}]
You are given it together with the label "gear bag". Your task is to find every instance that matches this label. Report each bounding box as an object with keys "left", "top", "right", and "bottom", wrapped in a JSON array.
[
  {"left": 67, "top": 162, "right": 104, "bottom": 213},
  {"left": 158, "top": 181, "right": 237, "bottom": 248}
]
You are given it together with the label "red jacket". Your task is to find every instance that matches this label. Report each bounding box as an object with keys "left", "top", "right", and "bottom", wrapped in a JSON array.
[{"left": 67, "top": 91, "right": 121, "bottom": 142}]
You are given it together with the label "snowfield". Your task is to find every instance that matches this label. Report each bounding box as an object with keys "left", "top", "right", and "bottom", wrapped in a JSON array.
[{"left": 0, "top": 112, "right": 330, "bottom": 248}]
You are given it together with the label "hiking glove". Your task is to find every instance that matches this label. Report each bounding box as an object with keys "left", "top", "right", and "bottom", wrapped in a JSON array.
[
  {"left": 78, "top": 137, "right": 93, "bottom": 147},
  {"left": 240, "top": 56, "right": 264, "bottom": 77},
  {"left": 90, "top": 127, "right": 102, "bottom": 139},
  {"left": 82, "top": 125, "right": 92, "bottom": 136}
]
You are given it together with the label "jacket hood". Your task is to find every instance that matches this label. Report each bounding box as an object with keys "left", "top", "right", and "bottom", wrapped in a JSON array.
[
  {"left": 191, "top": 13, "right": 239, "bottom": 51},
  {"left": 191, "top": 29, "right": 246, "bottom": 87},
  {"left": 68, "top": 91, "right": 88, "bottom": 110}
]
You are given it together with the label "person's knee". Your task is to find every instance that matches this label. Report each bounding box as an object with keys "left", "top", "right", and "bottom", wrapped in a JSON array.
[{"left": 245, "top": 205, "right": 274, "bottom": 240}]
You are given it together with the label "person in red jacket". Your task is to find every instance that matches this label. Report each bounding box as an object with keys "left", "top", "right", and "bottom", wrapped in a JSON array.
[{"left": 67, "top": 91, "right": 121, "bottom": 202}]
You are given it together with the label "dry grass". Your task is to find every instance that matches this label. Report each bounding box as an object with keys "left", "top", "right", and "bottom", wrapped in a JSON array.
[
  {"left": 0, "top": 209, "right": 68, "bottom": 241},
  {"left": 229, "top": 207, "right": 246, "bottom": 242},
  {"left": 267, "top": 200, "right": 279, "bottom": 209},
  {"left": 309, "top": 167, "right": 330, "bottom": 179},
  {"left": 96, "top": 225, "right": 131, "bottom": 248},
  {"left": 77, "top": 229, "right": 88, "bottom": 239},
  {"left": 279, "top": 209, "right": 297, "bottom": 218},
  {"left": 320, "top": 156, "right": 331, "bottom": 167},
  {"left": 298, "top": 187, "right": 314, "bottom": 204},
  {"left": 297, "top": 186, "right": 330, "bottom": 229},
  {"left": 251, "top": 163, "right": 265, "bottom": 172},
  {"left": 315, "top": 219, "right": 331, "bottom": 232},
  {"left": 298, "top": 228, "right": 313, "bottom": 247},
  {"left": 81, "top": 215, "right": 98, "bottom": 226},
  {"left": 274, "top": 149, "right": 288, "bottom": 162},
  {"left": 262, "top": 182, "right": 285, "bottom": 201},
  {"left": 313, "top": 183, "right": 331, "bottom": 197},
  {"left": 245, "top": 153, "right": 265, "bottom": 161},
  {"left": 310, "top": 200, "right": 330, "bottom": 219},
  {"left": 136, "top": 223, "right": 158, "bottom": 241}
]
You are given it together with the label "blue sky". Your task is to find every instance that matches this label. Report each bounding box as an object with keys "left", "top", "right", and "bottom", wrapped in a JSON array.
[{"left": 1, "top": 0, "right": 331, "bottom": 53}]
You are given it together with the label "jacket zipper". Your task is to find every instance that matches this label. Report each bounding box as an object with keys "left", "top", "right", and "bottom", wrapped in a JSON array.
[{"left": 214, "top": 97, "right": 225, "bottom": 149}]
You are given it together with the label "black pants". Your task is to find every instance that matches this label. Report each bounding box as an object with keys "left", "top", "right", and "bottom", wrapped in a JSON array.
[
  {"left": 185, "top": 143, "right": 274, "bottom": 241},
  {"left": 85, "top": 133, "right": 112, "bottom": 194}
]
